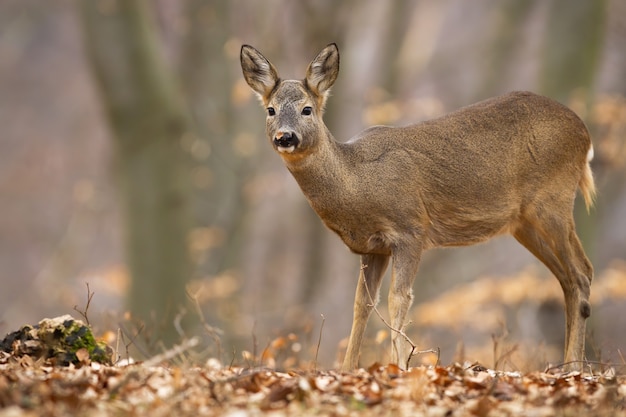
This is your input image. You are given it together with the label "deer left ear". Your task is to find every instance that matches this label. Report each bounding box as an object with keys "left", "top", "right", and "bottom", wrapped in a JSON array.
[
  {"left": 241, "top": 45, "right": 280, "bottom": 103},
  {"left": 305, "top": 43, "right": 339, "bottom": 99}
]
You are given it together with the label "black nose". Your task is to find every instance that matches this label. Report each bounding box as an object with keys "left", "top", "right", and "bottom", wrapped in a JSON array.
[{"left": 274, "top": 132, "right": 299, "bottom": 149}]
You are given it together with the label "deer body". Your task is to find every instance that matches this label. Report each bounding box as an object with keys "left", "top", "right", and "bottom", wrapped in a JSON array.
[{"left": 241, "top": 44, "right": 595, "bottom": 371}]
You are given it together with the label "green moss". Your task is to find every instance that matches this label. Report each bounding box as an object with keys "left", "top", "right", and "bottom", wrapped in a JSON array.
[{"left": 1, "top": 315, "right": 113, "bottom": 366}]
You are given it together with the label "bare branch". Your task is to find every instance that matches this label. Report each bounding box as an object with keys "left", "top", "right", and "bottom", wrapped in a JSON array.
[
  {"left": 117, "top": 322, "right": 147, "bottom": 363},
  {"left": 189, "top": 289, "right": 223, "bottom": 357},
  {"left": 314, "top": 314, "right": 325, "bottom": 371},
  {"left": 143, "top": 337, "right": 199, "bottom": 367},
  {"left": 73, "top": 282, "right": 94, "bottom": 326},
  {"left": 361, "top": 264, "right": 439, "bottom": 369}
]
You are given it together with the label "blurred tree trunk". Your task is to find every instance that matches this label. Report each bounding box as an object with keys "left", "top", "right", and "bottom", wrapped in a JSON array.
[
  {"left": 540, "top": 0, "right": 606, "bottom": 103},
  {"left": 539, "top": 0, "right": 606, "bottom": 258},
  {"left": 178, "top": 0, "right": 245, "bottom": 276},
  {"left": 79, "top": 0, "right": 193, "bottom": 346},
  {"left": 477, "top": 0, "right": 536, "bottom": 99}
]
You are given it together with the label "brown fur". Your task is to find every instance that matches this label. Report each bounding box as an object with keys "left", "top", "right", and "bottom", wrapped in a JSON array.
[{"left": 241, "top": 43, "right": 595, "bottom": 371}]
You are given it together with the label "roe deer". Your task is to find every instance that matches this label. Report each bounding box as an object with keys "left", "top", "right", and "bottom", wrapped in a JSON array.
[{"left": 240, "top": 43, "right": 595, "bottom": 371}]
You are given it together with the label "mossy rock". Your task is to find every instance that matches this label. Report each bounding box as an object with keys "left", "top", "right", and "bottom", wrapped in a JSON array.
[{"left": 0, "top": 315, "right": 113, "bottom": 366}]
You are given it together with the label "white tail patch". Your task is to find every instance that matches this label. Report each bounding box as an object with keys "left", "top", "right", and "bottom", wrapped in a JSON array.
[{"left": 580, "top": 144, "right": 596, "bottom": 212}]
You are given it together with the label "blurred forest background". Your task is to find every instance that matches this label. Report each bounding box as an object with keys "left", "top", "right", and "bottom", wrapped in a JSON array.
[{"left": 1, "top": 0, "right": 626, "bottom": 369}]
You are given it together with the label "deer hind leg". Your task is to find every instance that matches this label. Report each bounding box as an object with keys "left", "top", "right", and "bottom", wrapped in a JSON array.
[
  {"left": 342, "top": 253, "right": 389, "bottom": 371},
  {"left": 514, "top": 211, "right": 592, "bottom": 370},
  {"left": 388, "top": 244, "right": 422, "bottom": 369}
]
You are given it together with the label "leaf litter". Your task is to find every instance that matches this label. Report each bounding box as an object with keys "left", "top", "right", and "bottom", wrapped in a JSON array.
[
  {"left": 1, "top": 315, "right": 626, "bottom": 416},
  {"left": 1, "top": 352, "right": 625, "bottom": 416}
]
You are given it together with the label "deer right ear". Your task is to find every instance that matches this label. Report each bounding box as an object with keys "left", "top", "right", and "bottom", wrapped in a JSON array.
[
  {"left": 240, "top": 45, "right": 280, "bottom": 102},
  {"left": 305, "top": 43, "right": 340, "bottom": 99}
]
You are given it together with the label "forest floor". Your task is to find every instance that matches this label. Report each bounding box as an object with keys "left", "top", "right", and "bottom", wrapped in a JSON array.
[{"left": 1, "top": 349, "right": 625, "bottom": 416}]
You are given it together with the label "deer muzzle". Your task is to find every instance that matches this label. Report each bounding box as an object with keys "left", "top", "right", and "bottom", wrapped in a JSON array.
[{"left": 274, "top": 132, "right": 299, "bottom": 153}]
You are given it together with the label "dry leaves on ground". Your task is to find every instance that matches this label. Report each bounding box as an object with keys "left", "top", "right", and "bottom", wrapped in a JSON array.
[{"left": 1, "top": 353, "right": 625, "bottom": 417}]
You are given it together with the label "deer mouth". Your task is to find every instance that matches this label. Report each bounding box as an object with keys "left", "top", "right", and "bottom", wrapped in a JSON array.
[
  {"left": 277, "top": 145, "right": 296, "bottom": 154},
  {"left": 274, "top": 132, "right": 299, "bottom": 153}
]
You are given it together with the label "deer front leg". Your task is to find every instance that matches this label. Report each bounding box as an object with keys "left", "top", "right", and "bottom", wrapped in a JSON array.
[
  {"left": 342, "top": 254, "right": 389, "bottom": 371},
  {"left": 389, "top": 243, "right": 422, "bottom": 369}
]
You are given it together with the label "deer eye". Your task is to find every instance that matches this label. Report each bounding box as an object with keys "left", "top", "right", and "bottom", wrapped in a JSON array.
[
  {"left": 301, "top": 106, "right": 313, "bottom": 116},
  {"left": 267, "top": 107, "right": 276, "bottom": 116}
]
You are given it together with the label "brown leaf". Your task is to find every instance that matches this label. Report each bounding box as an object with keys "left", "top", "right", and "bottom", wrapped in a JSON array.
[
  {"left": 75, "top": 348, "right": 90, "bottom": 365},
  {"left": 266, "top": 379, "right": 296, "bottom": 404},
  {"left": 385, "top": 363, "right": 403, "bottom": 378},
  {"left": 362, "top": 381, "right": 384, "bottom": 406},
  {"left": 18, "top": 354, "right": 35, "bottom": 368},
  {"left": 270, "top": 336, "right": 287, "bottom": 350},
  {"left": 492, "top": 379, "right": 517, "bottom": 401}
]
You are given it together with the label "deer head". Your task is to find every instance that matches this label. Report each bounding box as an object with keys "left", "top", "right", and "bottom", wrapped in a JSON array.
[{"left": 240, "top": 44, "right": 339, "bottom": 160}]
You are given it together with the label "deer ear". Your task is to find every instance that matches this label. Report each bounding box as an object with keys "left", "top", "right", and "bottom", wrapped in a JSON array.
[
  {"left": 240, "top": 45, "right": 280, "bottom": 102},
  {"left": 305, "top": 43, "right": 339, "bottom": 98}
]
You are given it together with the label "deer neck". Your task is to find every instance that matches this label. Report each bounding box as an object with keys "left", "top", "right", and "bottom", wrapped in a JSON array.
[{"left": 281, "top": 129, "right": 348, "bottom": 209}]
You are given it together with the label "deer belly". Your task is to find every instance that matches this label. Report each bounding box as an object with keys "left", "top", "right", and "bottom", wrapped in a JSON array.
[
  {"left": 324, "top": 220, "right": 395, "bottom": 255},
  {"left": 426, "top": 214, "right": 513, "bottom": 248}
]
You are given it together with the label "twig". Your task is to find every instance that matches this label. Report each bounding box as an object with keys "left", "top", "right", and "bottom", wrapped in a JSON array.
[
  {"left": 143, "top": 337, "right": 199, "bottom": 367},
  {"left": 252, "top": 320, "right": 258, "bottom": 365},
  {"left": 118, "top": 322, "right": 147, "bottom": 362},
  {"left": 190, "top": 293, "right": 224, "bottom": 337},
  {"left": 229, "top": 347, "right": 236, "bottom": 370},
  {"left": 173, "top": 308, "right": 186, "bottom": 338},
  {"left": 314, "top": 314, "right": 325, "bottom": 371},
  {"left": 491, "top": 329, "right": 518, "bottom": 371},
  {"left": 115, "top": 327, "right": 122, "bottom": 363},
  {"left": 117, "top": 327, "right": 128, "bottom": 364},
  {"left": 73, "top": 282, "right": 94, "bottom": 326},
  {"left": 108, "top": 337, "right": 200, "bottom": 398},
  {"left": 189, "top": 290, "right": 223, "bottom": 358},
  {"left": 260, "top": 338, "right": 272, "bottom": 367},
  {"left": 495, "top": 344, "right": 519, "bottom": 371},
  {"left": 545, "top": 359, "right": 626, "bottom": 374},
  {"left": 361, "top": 263, "right": 439, "bottom": 369}
]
